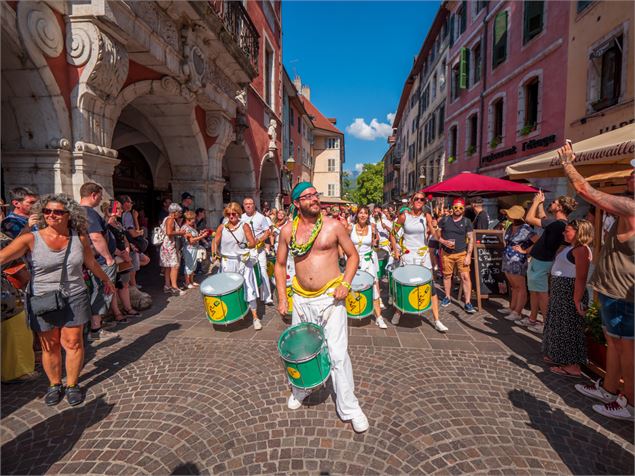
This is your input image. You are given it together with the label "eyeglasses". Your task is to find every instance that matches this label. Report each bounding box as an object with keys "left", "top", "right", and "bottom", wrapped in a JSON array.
[
  {"left": 298, "top": 192, "right": 321, "bottom": 201},
  {"left": 42, "top": 208, "right": 68, "bottom": 217},
  {"left": 227, "top": 212, "right": 239, "bottom": 217},
  {"left": 413, "top": 197, "right": 425, "bottom": 202}
]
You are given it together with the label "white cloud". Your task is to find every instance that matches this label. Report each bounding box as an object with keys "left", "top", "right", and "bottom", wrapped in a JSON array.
[
  {"left": 346, "top": 114, "right": 394, "bottom": 141},
  {"left": 387, "top": 112, "right": 395, "bottom": 125},
  {"left": 354, "top": 163, "right": 364, "bottom": 173}
]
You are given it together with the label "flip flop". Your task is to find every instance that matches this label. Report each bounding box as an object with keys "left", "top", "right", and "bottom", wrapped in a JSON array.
[
  {"left": 543, "top": 356, "right": 559, "bottom": 365},
  {"left": 549, "top": 366, "right": 582, "bottom": 378}
]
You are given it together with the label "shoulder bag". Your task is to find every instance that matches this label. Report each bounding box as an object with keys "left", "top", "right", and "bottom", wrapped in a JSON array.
[{"left": 28, "top": 234, "right": 73, "bottom": 316}]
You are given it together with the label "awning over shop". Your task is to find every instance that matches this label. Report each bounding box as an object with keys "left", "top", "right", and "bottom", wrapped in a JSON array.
[{"left": 506, "top": 124, "right": 635, "bottom": 180}]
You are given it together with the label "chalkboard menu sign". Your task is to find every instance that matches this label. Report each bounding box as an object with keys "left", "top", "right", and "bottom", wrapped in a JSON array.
[{"left": 471, "top": 230, "right": 508, "bottom": 310}]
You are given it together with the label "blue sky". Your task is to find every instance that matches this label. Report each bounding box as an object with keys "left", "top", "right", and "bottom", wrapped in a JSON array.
[{"left": 282, "top": 0, "right": 440, "bottom": 174}]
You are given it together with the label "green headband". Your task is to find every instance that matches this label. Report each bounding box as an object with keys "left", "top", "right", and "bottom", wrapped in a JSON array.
[{"left": 291, "top": 181, "right": 314, "bottom": 202}]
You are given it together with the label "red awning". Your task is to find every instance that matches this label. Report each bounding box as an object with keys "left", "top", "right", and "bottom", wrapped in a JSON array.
[{"left": 422, "top": 172, "right": 539, "bottom": 197}]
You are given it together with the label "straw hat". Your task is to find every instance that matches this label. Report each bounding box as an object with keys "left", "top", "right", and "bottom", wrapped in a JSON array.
[{"left": 501, "top": 205, "right": 526, "bottom": 220}]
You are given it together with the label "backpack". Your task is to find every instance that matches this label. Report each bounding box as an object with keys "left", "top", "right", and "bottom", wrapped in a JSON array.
[{"left": 151, "top": 219, "right": 167, "bottom": 246}]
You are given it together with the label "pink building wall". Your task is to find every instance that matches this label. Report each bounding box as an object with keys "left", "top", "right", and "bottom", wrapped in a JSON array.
[{"left": 445, "top": 1, "right": 570, "bottom": 178}]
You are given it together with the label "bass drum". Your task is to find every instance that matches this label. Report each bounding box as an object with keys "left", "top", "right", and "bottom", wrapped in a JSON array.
[{"left": 391, "top": 265, "right": 433, "bottom": 315}]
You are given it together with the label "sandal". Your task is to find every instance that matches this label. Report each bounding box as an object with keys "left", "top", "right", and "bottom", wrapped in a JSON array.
[
  {"left": 550, "top": 366, "right": 582, "bottom": 378},
  {"left": 123, "top": 308, "right": 141, "bottom": 317},
  {"left": 543, "top": 356, "right": 558, "bottom": 365},
  {"left": 113, "top": 314, "right": 129, "bottom": 324}
]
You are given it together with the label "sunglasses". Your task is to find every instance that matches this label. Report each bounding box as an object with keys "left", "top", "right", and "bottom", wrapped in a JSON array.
[
  {"left": 298, "top": 192, "right": 321, "bottom": 201},
  {"left": 413, "top": 197, "right": 425, "bottom": 202},
  {"left": 42, "top": 208, "right": 68, "bottom": 217},
  {"left": 452, "top": 206, "right": 464, "bottom": 210},
  {"left": 227, "top": 212, "right": 239, "bottom": 217}
]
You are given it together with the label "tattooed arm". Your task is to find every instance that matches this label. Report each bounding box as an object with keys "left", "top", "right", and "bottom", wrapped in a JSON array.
[{"left": 558, "top": 142, "right": 635, "bottom": 218}]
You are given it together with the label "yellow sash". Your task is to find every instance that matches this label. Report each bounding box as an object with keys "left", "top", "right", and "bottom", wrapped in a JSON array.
[
  {"left": 291, "top": 275, "right": 343, "bottom": 298},
  {"left": 379, "top": 239, "right": 390, "bottom": 247}
]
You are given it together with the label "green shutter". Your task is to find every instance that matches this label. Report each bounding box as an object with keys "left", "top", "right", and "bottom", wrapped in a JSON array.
[
  {"left": 459, "top": 48, "right": 468, "bottom": 89},
  {"left": 493, "top": 11, "right": 508, "bottom": 67}
]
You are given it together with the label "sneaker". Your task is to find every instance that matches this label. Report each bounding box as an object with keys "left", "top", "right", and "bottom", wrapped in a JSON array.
[
  {"left": 44, "top": 384, "right": 64, "bottom": 406},
  {"left": 464, "top": 303, "right": 476, "bottom": 314},
  {"left": 440, "top": 297, "right": 451, "bottom": 307},
  {"left": 528, "top": 322, "right": 544, "bottom": 334},
  {"left": 253, "top": 319, "right": 263, "bottom": 330},
  {"left": 163, "top": 286, "right": 172, "bottom": 294},
  {"left": 575, "top": 378, "right": 618, "bottom": 404},
  {"left": 517, "top": 317, "right": 535, "bottom": 327},
  {"left": 376, "top": 316, "right": 388, "bottom": 329},
  {"left": 391, "top": 312, "right": 401, "bottom": 325},
  {"left": 65, "top": 384, "right": 84, "bottom": 406},
  {"left": 186, "top": 284, "right": 195, "bottom": 289},
  {"left": 379, "top": 299, "right": 386, "bottom": 310},
  {"left": 434, "top": 320, "right": 448, "bottom": 332},
  {"left": 287, "top": 393, "right": 302, "bottom": 410},
  {"left": 593, "top": 395, "right": 634, "bottom": 421},
  {"left": 265, "top": 299, "right": 274, "bottom": 306},
  {"left": 499, "top": 308, "right": 513, "bottom": 315},
  {"left": 351, "top": 413, "right": 369, "bottom": 433},
  {"left": 171, "top": 288, "right": 186, "bottom": 296},
  {"left": 504, "top": 311, "right": 522, "bottom": 321},
  {"left": 88, "top": 328, "right": 119, "bottom": 343}
]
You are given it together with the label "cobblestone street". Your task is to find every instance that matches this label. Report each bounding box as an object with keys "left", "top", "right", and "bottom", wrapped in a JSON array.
[{"left": 2, "top": 271, "right": 633, "bottom": 475}]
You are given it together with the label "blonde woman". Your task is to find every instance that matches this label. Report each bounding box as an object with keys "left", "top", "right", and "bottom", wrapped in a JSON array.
[
  {"left": 543, "top": 219, "right": 594, "bottom": 378},
  {"left": 212, "top": 202, "right": 261, "bottom": 330}
]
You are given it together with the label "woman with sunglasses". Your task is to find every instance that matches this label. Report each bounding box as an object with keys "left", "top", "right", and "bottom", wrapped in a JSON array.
[
  {"left": 351, "top": 206, "right": 388, "bottom": 329},
  {"left": 390, "top": 192, "right": 447, "bottom": 332},
  {"left": 160, "top": 203, "right": 187, "bottom": 296},
  {"left": 212, "top": 202, "right": 261, "bottom": 330},
  {"left": 0, "top": 194, "right": 114, "bottom": 407}
]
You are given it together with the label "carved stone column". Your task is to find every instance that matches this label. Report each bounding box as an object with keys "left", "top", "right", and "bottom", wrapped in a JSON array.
[
  {"left": 71, "top": 141, "right": 120, "bottom": 199},
  {"left": 1, "top": 139, "right": 74, "bottom": 197}
]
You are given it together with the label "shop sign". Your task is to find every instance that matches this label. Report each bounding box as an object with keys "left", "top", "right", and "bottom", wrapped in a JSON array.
[
  {"left": 599, "top": 119, "right": 634, "bottom": 135},
  {"left": 481, "top": 146, "right": 517, "bottom": 164},
  {"left": 522, "top": 134, "right": 556, "bottom": 151}
]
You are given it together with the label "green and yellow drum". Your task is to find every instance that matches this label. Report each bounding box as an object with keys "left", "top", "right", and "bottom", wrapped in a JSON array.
[
  {"left": 376, "top": 249, "right": 389, "bottom": 279},
  {"left": 387, "top": 263, "right": 396, "bottom": 300},
  {"left": 345, "top": 270, "right": 374, "bottom": 319},
  {"left": 286, "top": 277, "right": 293, "bottom": 315},
  {"left": 200, "top": 272, "right": 249, "bottom": 325},
  {"left": 253, "top": 260, "right": 263, "bottom": 288},
  {"left": 266, "top": 255, "right": 275, "bottom": 279},
  {"left": 391, "top": 265, "right": 433, "bottom": 315},
  {"left": 278, "top": 322, "right": 331, "bottom": 389}
]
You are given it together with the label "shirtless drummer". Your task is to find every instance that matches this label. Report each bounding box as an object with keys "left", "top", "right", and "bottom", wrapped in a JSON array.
[{"left": 274, "top": 182, "right": 369, "bottom": 433}]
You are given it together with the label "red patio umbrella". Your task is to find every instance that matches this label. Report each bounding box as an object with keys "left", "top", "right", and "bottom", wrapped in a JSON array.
[{"left": 422, "top": 171, "right": 539, "bottom": 197}]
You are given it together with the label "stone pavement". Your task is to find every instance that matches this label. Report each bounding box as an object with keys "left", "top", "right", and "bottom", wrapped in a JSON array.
[{"left": 1, "top": 270, "right": 633, "bottom": 475}]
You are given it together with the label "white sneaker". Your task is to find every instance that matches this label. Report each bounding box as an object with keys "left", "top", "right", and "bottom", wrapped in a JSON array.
[
  {"left": 391, "top": 312, "right": 401, "bottom": 325},
  {"left": 575, "top": 379, "right": 618, "bottom": 404},
  {"left": 253, "top": 319, "right": 263, "bottom": 330},
  {"left": 504, "top": 311, "right": 522, "bottom": 321},
  {"left": 376, "top": 316, "right": 388, "bottom": 329},
  {"left": 186, "top": 284, "right": 195, "bottom": 289},
  {"left": 287, "top": 393, "right": 302, "bottom": 410},
  {"left": 499, "top": 308, "right": 513, "bottom": 315},
  {"left": 379, "top": 299, "right": 386, "bottom": 310},
  {"left": 528, "top": 322, "right": 544, "bottom": 334},
  {"left": 517, "top": 317, "right": 534, "bottom": 327},
  {"left": 434, "top": 320, "right": 448, "bottom": 332},
  {"left": 593, "top": 395, "right": 635, "bottom": 421},
  {"left": 351, "top": 413, "right": 369, "bottom": 433}
]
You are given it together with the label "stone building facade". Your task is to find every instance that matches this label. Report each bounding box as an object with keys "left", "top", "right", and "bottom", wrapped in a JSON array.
[{"left": 1, "top": 0, "right": 283, "bottom": 224}]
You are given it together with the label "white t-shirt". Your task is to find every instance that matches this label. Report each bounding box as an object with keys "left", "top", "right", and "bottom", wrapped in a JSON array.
[{"left": 241, "top": 212, "right": 270, "bottom": 240}]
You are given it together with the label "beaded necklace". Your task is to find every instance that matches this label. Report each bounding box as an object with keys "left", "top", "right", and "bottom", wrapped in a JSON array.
[{"left": 289, "top": 214, "right": 322, "bottom": 257}]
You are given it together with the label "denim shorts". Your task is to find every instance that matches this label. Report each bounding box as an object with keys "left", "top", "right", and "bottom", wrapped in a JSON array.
[
  {"left": 527, "top": 258, "right": 552, "bottom": 293},
  {"left": 599, "top": 293, "right": 634, "bottom": 340}
]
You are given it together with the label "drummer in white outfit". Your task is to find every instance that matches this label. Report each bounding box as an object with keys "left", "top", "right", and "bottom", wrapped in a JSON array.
[
  {"left": 212, "top": 202, "right": 262, "bottom": 330},
  {"left": 371, "top": 206, "right": 393, "bottom": 307},
  {"left": 389, "top": 191, "right": 447, "bottom": 332},
  {"left": 242, "top": 198, "right": 274, "bottom": 306},
  {"left": 351, "top": 206, "right": 388, "bottom": 329}
]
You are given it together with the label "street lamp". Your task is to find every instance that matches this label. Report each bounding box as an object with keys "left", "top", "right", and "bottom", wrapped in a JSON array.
[
  {"left": 418, "top": 174, "right": 426, "bottom": 186},
  {"left": 286, "top": 156, "right": 296, "bottom": 171}
]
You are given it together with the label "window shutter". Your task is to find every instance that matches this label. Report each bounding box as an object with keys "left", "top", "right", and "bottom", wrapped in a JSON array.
[
  {"left": 459, "top": 48, "right": 469, "bottom": 89},
  {"left": 493, "top": 11, "right": 508, "bottom": 67}
]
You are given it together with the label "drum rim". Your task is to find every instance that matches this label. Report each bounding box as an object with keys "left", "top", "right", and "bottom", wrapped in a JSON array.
[
  {"left": 392, "top": 264, "right": 433, "bottom": 284},
  {"left": 200, "top": 272, "right": 245, "bottom": 296},
  {"left": 278, "top": 322, "right": 325, "bottom": 363},
  {"left": 352, "top": 270, "right": 374, "bottom": 291},
  {"left": 287, "top": 371, "right": 330, "bottom": 390}
]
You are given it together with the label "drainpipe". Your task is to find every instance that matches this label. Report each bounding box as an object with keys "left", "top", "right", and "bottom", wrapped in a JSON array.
[{"left": 478, "top": 2, "right": 490, "bottom": 174}]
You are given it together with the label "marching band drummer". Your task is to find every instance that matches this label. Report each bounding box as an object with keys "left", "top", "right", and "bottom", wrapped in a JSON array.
[
  {"left": 274, "top": 182, "right": 369, "bottom": 433},
  {"left": 371, "top": 205, "right": 394, "bottom": 308},
  {"left": 389, "top": 191, "right": 447, "bottom": 332},
  {"left": 212, "top": 202, "right": 262, "bottom": 330},
  {"left": 351, "top": 206, "right": 388, "bottom": 329}
]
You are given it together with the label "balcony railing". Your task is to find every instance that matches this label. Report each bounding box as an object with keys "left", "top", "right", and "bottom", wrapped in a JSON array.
[{"left": 209, "top": 1, "right": 260, "bottom": 72}]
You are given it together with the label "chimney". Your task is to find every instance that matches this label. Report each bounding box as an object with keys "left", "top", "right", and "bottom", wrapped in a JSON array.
[
  {"left": 293, "top": 75, "right": 302, "bottom": 93},
  {"left": 301, "top": 85, "right": 311, "bottom": 100}
]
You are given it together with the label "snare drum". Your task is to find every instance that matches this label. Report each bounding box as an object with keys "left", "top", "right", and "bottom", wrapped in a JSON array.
[
  {"left": 376, "top": 249, "right": 389, "bottom": 279},
  {"left": 200, "top": 273, "right": 249, "bottom": 325},
  {"left": 266, "top": 254, "right": 275, "bottom": 278},
  {"left": 391, "top": 265, "right": 433, "bottom": 315},
  {"left": 286, "top": 278, "right": 293, "bottom": 315},
  {"left": 345, "top": 270, "right": 374, "bottom": 319},
  {"left": 278, "top": 322, "right": 331, "bottom": 390}
]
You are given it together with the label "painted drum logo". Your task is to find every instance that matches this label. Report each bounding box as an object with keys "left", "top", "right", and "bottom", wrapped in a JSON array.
[
  {"left": 345, "top": 291, "right": 367, "bottom": 316},
  {"left": 205, "top": 296, "right": 227, "bottom": 321},
  {"left": 408, "top": 284, "right": 431, "bottom": 310},
  {"left": 287, "top": 367, "right": 300, "bottom": 379}
]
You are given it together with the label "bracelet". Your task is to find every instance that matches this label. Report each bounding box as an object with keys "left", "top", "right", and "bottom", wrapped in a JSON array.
[{"left": 341, "top": 281, "right": 351, "bottom": 290}]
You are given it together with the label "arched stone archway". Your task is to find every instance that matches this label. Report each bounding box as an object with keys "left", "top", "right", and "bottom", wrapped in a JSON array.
[
  {"left": 222, "top": 142, "right": 256, "bottom": 205},
  {"left": 259, "top": 157, "right": 280, "bottom": 209}
]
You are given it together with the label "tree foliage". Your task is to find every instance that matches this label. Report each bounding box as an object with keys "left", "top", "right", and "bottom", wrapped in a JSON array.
[{"left": 350, "top": 162, "right": 384, "bottom": 205}]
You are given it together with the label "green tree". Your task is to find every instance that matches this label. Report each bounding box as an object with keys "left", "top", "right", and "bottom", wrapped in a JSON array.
[
  {"left": 352, "top": 162, "right": 384, "bottom": 205},
  {"left": 341, "top": 170, "right": 356, "bottom": 201}
]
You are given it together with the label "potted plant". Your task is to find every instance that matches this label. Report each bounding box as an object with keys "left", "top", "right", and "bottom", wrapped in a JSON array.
[
  {"left": 466, "top": 145, "right": 476, "bottom": 156},
  {"left": 489, "top": 136, "right": 501, "bottom": 148},
  {"left": 584, "top": 300, "right": 607, "bottom": 371},
  {"left": 447, "top": 155, "right": 456, "bottom": 164},
  {"left": 520, "top": 123, "right": 535, "bottom": 136}
]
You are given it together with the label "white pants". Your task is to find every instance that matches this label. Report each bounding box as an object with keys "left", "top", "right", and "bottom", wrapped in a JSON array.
[
  {"left": 292, "top": 290, "right": 364, "bottom": 421},
  {"left": 222, "top": 256, "right": 258, "bottom": 310},
  {"left": 359, "top": 252, "right": 380, "bottom": 300},
  {"left": 251, "top": 248, "right": 272, "bottom": 302}
]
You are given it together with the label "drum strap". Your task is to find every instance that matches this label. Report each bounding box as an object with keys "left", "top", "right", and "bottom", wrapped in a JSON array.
[
  {"left": 362, "top": 251, "right": 373, "bottom": 261},
  {"left": 291, "top": 275, "right": 342, "bottom": 298}
]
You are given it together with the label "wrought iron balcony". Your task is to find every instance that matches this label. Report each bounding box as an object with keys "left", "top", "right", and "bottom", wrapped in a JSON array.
[{"left": 208, "top": 1, "right": 260, "bottom": 73}]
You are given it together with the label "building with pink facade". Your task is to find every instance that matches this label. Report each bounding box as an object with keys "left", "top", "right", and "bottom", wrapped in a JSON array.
[{"left": 444, "top": 0, "right": 570, "bottom": 192}]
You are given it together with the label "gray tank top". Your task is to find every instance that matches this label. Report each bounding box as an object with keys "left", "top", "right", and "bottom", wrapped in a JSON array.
[{"left": 27, "top": 231, "right": 87, "bottom": 297}]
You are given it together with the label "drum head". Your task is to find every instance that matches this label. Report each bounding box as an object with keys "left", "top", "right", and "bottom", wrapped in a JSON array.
[
  {"left": 200, "top": 272, "right": 244, "bottom": 296},
  {"left": 278, "top": 322, "right": 324, "bottom": 363},
  {"left": 392, "top": 264, "right": 432, "bottom": 285},
  {"left": 351, "top": 270, "right": 374, "bottom": 291},
  {"left": 376, "top": 249, "right": 389, "bottom": 260}
]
